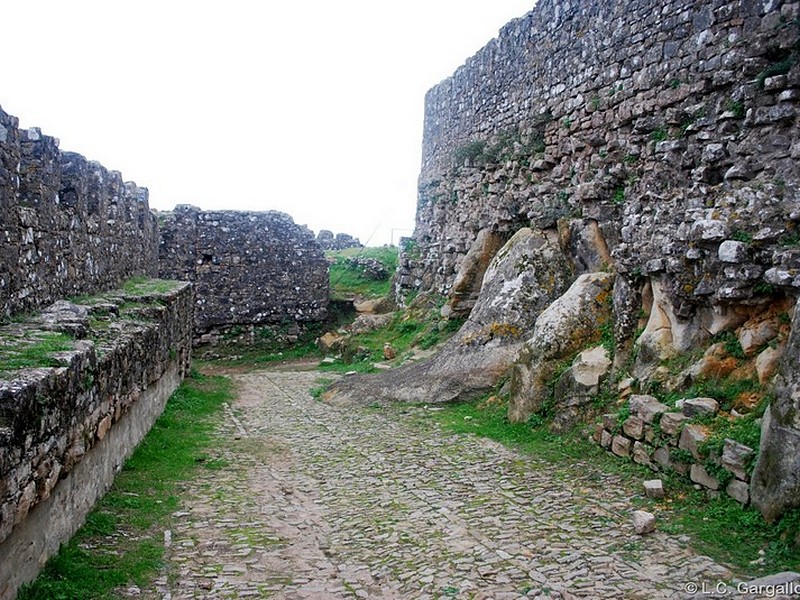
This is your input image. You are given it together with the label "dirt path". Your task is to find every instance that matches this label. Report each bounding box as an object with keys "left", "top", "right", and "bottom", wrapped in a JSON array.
[{"left": 150, "top": 368, "right": 733, "bottom": 599}]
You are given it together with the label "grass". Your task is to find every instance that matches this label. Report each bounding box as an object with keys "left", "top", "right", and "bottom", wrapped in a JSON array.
[
  {"left": 0, "top": 332, "right": 75, "bottom": 373},
  {"left": 327, "top": 246, "right": 398, "bottom": 300},
  {"left": 122, "top": 276, "right": 183, "bottom": 296},
  {"left": 428, "top": 394, "right": 800, "bottom": 575},
  {"left": 18, "top": 369, "right": 233, "bottom": 600}
]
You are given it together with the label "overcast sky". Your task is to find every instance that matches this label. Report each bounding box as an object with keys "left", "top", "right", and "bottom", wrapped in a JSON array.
[{"left": 3, "top": 1, "right": 534, "bottom": 246}]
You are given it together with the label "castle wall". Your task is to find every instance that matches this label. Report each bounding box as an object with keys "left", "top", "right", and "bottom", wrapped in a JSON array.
[
  {"left": 158, "top": 205, "right": 329, "bottom": 338},
  {"left": 0, "top": 106, "right": 158, "bottom": 318},
  {"left": 398, "top": 0, "right": 800, "bottom": 311}
]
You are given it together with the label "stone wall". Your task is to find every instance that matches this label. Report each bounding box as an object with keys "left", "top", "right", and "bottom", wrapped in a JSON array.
[
  {"left": 0, "top": 282, "right": 193, "bottom": 599},
  {"left": 0, "top": 106, "right": 158, "bottom": 318},
  {"left": 389, "top": 0, "right": 800, "bottom": 520},
  {"left": 397, "top": 0, "right": 800, "bottom": 305},
  {"left": 316, "top": 230, "right": 363, "bottom": 251},
  {"left": 158, "top": 205, "right": 329, "bottom": 340}
]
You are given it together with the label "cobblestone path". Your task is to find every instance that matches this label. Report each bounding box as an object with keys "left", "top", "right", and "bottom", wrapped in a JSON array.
[{"left": 158, "top": 368, "right": 733, "bottom": 599}]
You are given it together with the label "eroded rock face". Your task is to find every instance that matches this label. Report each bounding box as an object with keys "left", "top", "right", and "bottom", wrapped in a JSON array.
[
  {"left": 441, "top": 228, "right": 507, "bottom": 319},
  {"left": 325, "top": 228, "right": 571, "bottom": 406},
  {"left": 508, "top": 271, "right": 614, "bottom": 424},
  {"left": 751, "top": 305, "right": 800, "bottom": 522}
]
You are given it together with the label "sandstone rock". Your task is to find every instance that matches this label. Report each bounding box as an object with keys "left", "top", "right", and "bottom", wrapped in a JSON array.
[
  {"left": 562, "top": 218, "right": 614, "bottom": 275},
  {"left": 551, "top": 346, "right": 612, "bottom": 432},
  {"left": 382, "top": 344, "right": 397, "bottom": 361},
  {"left": 326, "top": 229, "right": 571, "bottom": 406},
  {"left": 653, "top": 446, "right": 671, "bottom": 470},
  {"left": 644, "top": 479, "right": 665, "bottom": 499},
  {"left": 682, "top": 397, "right": 719, "bottom": 417},
  {"left": 623, "top": 415, "right": 644, "bottom": 440},
  {"left": 629, "top": 395, "right": 669, "bottom": 424},
  {"left": 632, "top": 441, "right": 652, "bottom": 466},
  {"left": 440, "top": 228, "right": 506, "bottom": 319},
  {"left": 726, "top": 479, "right": 750, "bottom": 505},
  {"left": 721, "top": 439, "right": 754, "bottom": 481},
  {"left": 349, "top": 313, "right": 393, "bottom": 335},
  {"left": 752, "top": 306, "right": 800, "bottom": 523},
  {"left": 659, "top": 412, "right": 689, "bottom": 436},
  {"left": 690, "top": 464, "right": 720, "bottom": 490},
  {"left": 318, "top": 332, "right": 344, "bottom": 354},
  {"left": 600, "top": 429, "right": 613, "bottom": 449},
  {"left": 756, "top": 345, "right": 784, "bottom": 384},
  {"left": 509, "top": 272, "right": 614, "bottom": 424},
  {"left": 632, "top": 510, "right": 656, "bottom": 535},
  {"left": 679, "top": 424, "right": 708, "bottom": 460},
  {"left": 611, "top": 435, "right": 632, "bottom": 458},
  {"left": 738, "top": 314, "right": 780, "bottom": 356}
]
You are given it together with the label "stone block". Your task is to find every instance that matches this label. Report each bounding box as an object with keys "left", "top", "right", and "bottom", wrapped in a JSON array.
[
  {"left": 756, "top": 346, "right": 784, "bottom": 384},
  {"left": 602, "top": 413, "right": 618, "bottom": 430},
  {"left": 622, "top": 415, "right": 644, "bottom": 440},
  {"left": 659, "top": 412, "right": 689, "bottom": 436},
  {"left": 611, "top": 435, "right": 632, "bottom": 458},
  {"left": 653, "top": 446, "right": 671, "bottom": 470},
  {"left": 600, "top": 429, "right": 613, "bottom": 449},
  {"left": 628, "top": 394, "right": 659, "bottom": 414},
  {"left": 718, "top": 240, "right": 747, "bottom": 263},
  {"left": 721, "top": 439, "right": 754, "bottom": 481},
  {"left": 679, "top": 424, "right": 708, "bottom": 460},
  {"left": 690, "top": 464, "right": 720, "bottom": 490},
  {"left": 644, "top": 479, "right": 665, "bottom": 499},
  {"left": 632, "top": 441, "right": 652, "bottom": 466},
  {"left": 726, "top": 479, "right": 750, "bottom": 505},
  {"left": 638, "top": 399, "right": 670, "bottom": 424},
  {"left": 632, "top": 510, "right": 656, "bottom": 535},
  {"left": 682, "top": 397, "right": 719, "bottom": 417}
]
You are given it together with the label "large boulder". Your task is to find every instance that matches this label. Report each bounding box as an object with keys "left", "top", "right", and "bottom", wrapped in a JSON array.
[
  {"left": 440, "top": 228, "right": 507, "bottom": 319},
  {"left": 508, "top": 271, "right": 614, "bottom": 424},
  {"left": 751, "top": 306, "right": 800, "bottom": 522},
  {"left": 325, "top": 228, "right": 571, "bottom": 406}
]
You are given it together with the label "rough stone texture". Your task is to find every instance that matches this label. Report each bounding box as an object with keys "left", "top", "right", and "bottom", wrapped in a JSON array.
[
  {"left": 509, "top": 272, "right": 614, "bottom": 424},
  {"left": 158, "top": 205, "right": 328, "bottom": 336},
  {"left": 660, "top": 412, "right": 690, "bottom": 436},
  {"left": 127, "top": 368, "right": 731, "bottom": 599},
  {"left": 316, "top": 230, "right": 362, "bottom": 251},
  {"left": 632, "top": 510, "right": 656, "bottom": 535},
  {"left": 682, "top": 397, "right": 720, "bottom": 417},
  {"left": 396, "top": 0, "right": 800, "bottom": 318},
  {"left": 552, "top": 346, "right": 612, "bottom": 432},
  {"left": 751, "top": 303, "right": 800, "bottom": 522},
  {"left": 644, "top": 479, "right": 665, "bottom": 499},
  {"left": 0, "top": 107, "right": 158, "bottom": 319},
  {"left": 326, "top": 228, "right": 571, "bottom": 406},
  {"left": 440, "top": 228, "right": 507, "bottom": 319},
  {"left": 690, "top": 464, "right": 721, "bottom": 490},
  {"left": 0, "top": 282, "right": 193, "bottom": 598},
  {"left": 721, "top": 438, "right": 755, "bottom": 480}
]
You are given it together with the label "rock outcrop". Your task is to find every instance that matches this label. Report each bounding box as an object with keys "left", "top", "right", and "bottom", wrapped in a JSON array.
[
  {"left": 751, "top": 304, "right": 800, "bottom": 522},
  {"left": 326, "top": 228, "right": 571, "bottom": 405}
]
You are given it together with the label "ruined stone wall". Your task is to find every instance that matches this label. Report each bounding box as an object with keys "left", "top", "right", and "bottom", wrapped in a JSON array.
[
  {"left": 398, "top": 0, "right": 800, "bottom": 309},
  {"left": 0, "top": 106, "right": 158, "bottom": 318},
  {"left": 390, "top": 0, "right": 800, "bottom": 520},
  {"left": 158, "top": 206, "right": 329, "bottom": 338},
  {"left": 0, "top": 282, "right": 193, "bottom": 599}
]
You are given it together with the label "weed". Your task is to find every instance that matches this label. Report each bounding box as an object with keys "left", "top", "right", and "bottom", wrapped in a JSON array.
[
  {"left": 726, "top": 99, "right": 745, "bottom": 119},
  {"left": 611, "top": 186, "right": 625, "bottom": 205},
  {"left": 0, "top": 332, "right": 74, "bottom": 372},
  {"left": 453, "top": 140, "right": 487, "bottom": 166},
  {"left": 650, "top": 128, "right": 668, "bottom": 142},
  {"left": 327, "top": 246, "right": 398, "bottom": 300}
]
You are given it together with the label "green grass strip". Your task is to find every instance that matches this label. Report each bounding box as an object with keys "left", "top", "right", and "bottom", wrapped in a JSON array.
[{"left": 18, "top": 369, "right": 232, "bottom": 600}]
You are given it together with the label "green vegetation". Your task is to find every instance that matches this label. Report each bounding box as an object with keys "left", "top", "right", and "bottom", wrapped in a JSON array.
[
  {"left": 0, "top": 332, "right": 75, "bottom": 373},
  {"left": 429, "top": 393, "right": 800, "bottom": 574},
  {"left": 19, "top": 370, "right": 233, "bottom": 600},
  {"left": 327, "top": 246, "right": 398, "bottom": 300},
  {"left": 122, "top": 276, "right": 183, "bottom": 296},
  {"left": 452, "top": 127, "right": 547, "bottom": 168},
  {"left": 650, "top": 128, "right": 668, "bottom": 142}
]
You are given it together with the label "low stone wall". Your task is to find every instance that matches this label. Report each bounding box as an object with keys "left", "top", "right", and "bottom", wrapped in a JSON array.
[
  {"left": 0, "top": 281, "right": 193, "bottom": 599},
  {"left": 594, "top": 394, "right": 755, "bottom": 505}
]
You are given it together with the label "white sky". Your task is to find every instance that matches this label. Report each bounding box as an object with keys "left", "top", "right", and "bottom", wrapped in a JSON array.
[{"left": 2, "top": 1, "right": 534, "bottom": 246}]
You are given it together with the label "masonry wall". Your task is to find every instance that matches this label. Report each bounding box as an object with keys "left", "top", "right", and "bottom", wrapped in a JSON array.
[
  {"left": 0, "top": 283, "right": 193, "bottom": 599},
  {"left": 158, "top": 205, "right": 329, "bottom": 338},
  {"left": 397, "top": 0, "right": 800, "bottom": 308},
  {"left": 0, "top": 106, "right": 158, "bottom": 318}
]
